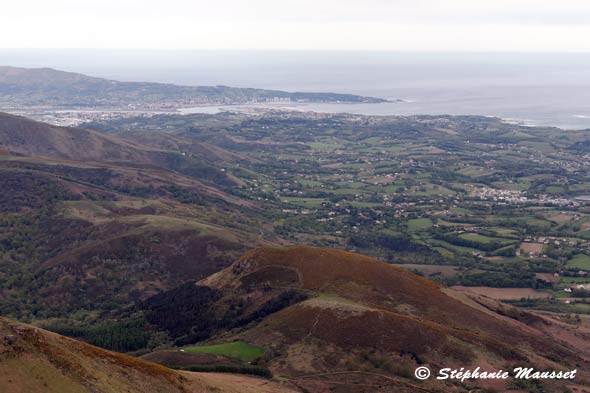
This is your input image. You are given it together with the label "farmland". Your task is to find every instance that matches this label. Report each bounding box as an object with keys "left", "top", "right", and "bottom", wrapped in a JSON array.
[
  {"left": 5, "top": 109, "right": 590, "bottom": 351},
  {"left": 566, "top": 253, "right": 590, "bottom": 270},
  {"left": 79, "top": 110, "right": 590, "bottom": 313}
]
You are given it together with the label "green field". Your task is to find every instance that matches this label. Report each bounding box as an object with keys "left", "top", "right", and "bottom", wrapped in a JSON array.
[
  {"left": 458, "top": 233, "right": 515, "bottom": 246},
  {"left": 281, "top": 197, "right": 326, "bottom": 208},
  {"left": 347, "top": 201, "right": 383, "bottom": 208},
  {"left": 566, "top": 254, "right": 590, "bottom": 270},
  {"left": 559, "top": 276, "right": 590, "bottom": 283},
  {"left": 490, "top": 228, "right": 521, "bottom": 237},
  {"left": 408, "top": 218, "right": 433, "bottom": 231},
  {"left": 183, "top": 341, "right": 265, "bottom": 362},
  {"left": 429, "top": 239, "right": 482, "bottom": 254}
]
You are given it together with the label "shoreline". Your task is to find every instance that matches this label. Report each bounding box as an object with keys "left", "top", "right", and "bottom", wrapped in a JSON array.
[{"left": 3, "top": 102, "right": 590, "bottom": 131}]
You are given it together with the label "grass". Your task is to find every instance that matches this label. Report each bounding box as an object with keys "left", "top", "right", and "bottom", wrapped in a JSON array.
[
  {"left": 281, "top": 197, "right": 326, "bottom": 208},
  {"left": 333, "top": 180, "right": 367, "bottom": 189},
  {"left": 432, "top": 246, "right": 454, "bottom": 258},
  {"left": 183, "top": 341, "right": 264, "bottom": 362},
  {"left": 429, "top": 239, "right": 482, "bottom": 254},
  {"left": 408, "top": 184, "right": 456, "bottom": 197},
  {"left": 458, "top": 166, "right": 495, "bottom": 177},
  {"left": 566, "top": 254, "right": 590, "bottom": 270},
  {"left": 459, "top": 233, "right": 515, "bottom": 246},
  {"left": 491, "top": 181, "right": 530, "bottom": 191},
  {"left": 407, "top": 218, "right": 433, "bottom": 231},
  {"left": 546, "top": 185, "right": 565, "bottom": 194},
  {"left": 570, "top": 183, "right": 590, "bottom": 192},
  {"left": 524, "top": 218, "right": 553, "bottom": 229},
  {"left": 315, "top": 293, "right": 367, "bottom": 307},
  {"left": 123, "top": 215, "right": 231, "bottom": 236},
  {"left": 449, "top": 207, "right": 473, "bottom": 215},
  {"left": 298, "top": 179, "right": 324, "bottom": 187},
  {"left": 346, "top": 201, "right": 383, "bottom": 208},
  {"left": 396, "top": 264, "right": 460, "bottom": 278},
  {"left": 329, "top": 188, "right": 369, "bottom": 196},
  {"left": 559, "top": 276, "right": 590, "bottom": 283},
  {"left": 490, "top": 228, "right": 520, "bottom": 237}
]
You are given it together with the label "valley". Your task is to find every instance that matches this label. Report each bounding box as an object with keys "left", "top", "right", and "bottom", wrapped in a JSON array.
[
  {"left": 2, "top": 107, "right": 590, "bottom": 391},
  {"left": 4, "top": 0, "right": 590, "bottom": 390},
  {"left": 87, "top": 110, "right": 590, "bottom": 312}
]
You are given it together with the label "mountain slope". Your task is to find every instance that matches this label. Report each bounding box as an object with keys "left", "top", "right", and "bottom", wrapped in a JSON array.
[
  {"left": 202, "top": 246, "right": 555, "bottom": 361},
  {"left": 0, "top": 317, "right": 296, "bottom": 393},
  {"left": 163, "top": 246, "right": 589, "bottom": 392},
  {"left": 0, "top": 111, "right": 233, "bottom": 167},
  {"left": 0, "top": 111, "right": 247, "bottom": 195},
  {"left": 0, "top": 113, "right": 265, "bottom": 324},
  {"left": 0, "top": 66, "right": 388, "bottom": 108},
  {"left": 0, "top": 112, "right": 157, "bottom": 162}
]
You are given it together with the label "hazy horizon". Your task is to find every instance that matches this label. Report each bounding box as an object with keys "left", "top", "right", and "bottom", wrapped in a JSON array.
[{"left": 3, "top": 0, "right": 590, "bottom": 51}]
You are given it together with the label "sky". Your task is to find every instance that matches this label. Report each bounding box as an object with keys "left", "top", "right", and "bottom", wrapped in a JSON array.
[{"left": 2, "top": 0, "right": 590, "bottom": 51}]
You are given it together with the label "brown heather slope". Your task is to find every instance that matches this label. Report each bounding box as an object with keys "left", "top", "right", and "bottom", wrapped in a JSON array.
[
  {"left": 0, "top": 317, "right": 297, "bottom": 393},
  {"left": 0, "top": 112, "right": 254, "bottom": 210},
  {"left": 0, "top": 112, "right": 242, "bottom": 188},
  {"left": 0, "top": 112, "right": 157, "bottom": 162},
  {"left": 114, "top": 129, "right": 251, "bottom": 165},
  {"left": 0, "top": 114, "right": 261, "bottom": 321},
  {"left": 197, "top": 246, "right": 590, "bottom": 392},
  {"left": 0, "top": 162, "right": 258, "bottom": 316}
]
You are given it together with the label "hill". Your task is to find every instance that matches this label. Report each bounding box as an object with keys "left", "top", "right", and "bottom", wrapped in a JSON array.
[
  {"left": 0, "top": 113, "right": 266, "bottom": 327},
  {"left": 140, "top": 246, "right": 590, "bottom": 392},
  {"left": 6, "top": 109, "right": 590, "bottom": 392},
  {"left": 0, "top": 112, "right": 158, "bottom": 162},
  {"left": 84, "top": 110, "right": 590, "bottom": 308},
  {"left": 0, "top": 66, "right": 388, "bottom": 109},
  {"left": 0, "top": 317, "right": 296, "bottom": 393},
  {"left": 0, "top": 111, "right": 244, "bottom": 169}
]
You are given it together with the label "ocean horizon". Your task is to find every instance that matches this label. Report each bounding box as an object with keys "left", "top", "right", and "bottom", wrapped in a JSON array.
[{"left": 2, "top": 49, "right": 590, "bottom": 129}]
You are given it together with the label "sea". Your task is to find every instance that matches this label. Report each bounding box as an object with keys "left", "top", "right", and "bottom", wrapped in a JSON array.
[{"left": 2, "top": 49, "right": 590, "bottom": 130}]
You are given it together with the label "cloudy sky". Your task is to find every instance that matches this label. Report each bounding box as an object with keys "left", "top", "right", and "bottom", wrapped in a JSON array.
[{"left": 2, "top": 0, "right": 590, "bottom": 51}]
